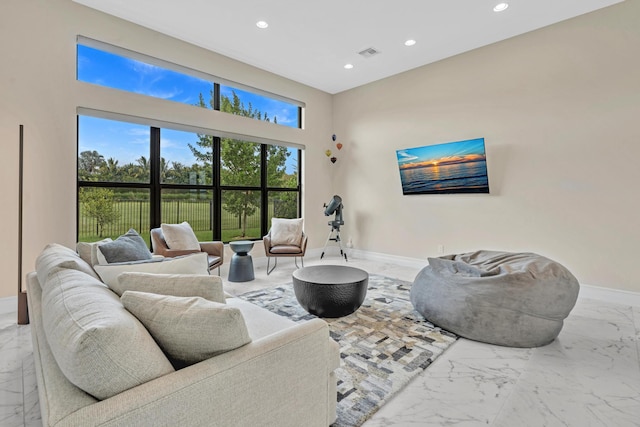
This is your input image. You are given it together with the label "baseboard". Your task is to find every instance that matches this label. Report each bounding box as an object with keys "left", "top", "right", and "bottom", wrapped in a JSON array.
[
  {"left": 348, "top": 248, "right": 428, "bottom": 269},
  {"left": 578, "top": 284, "right": 640, "bottom": 307}
]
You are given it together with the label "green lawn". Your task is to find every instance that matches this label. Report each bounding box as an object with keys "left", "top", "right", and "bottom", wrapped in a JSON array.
[{"left": 79, "top": 200, "right": 273, "bottom": 244}]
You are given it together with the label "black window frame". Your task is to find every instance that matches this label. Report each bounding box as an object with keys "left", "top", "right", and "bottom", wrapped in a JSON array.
[{"left": 77, "top": 111, "right": 302, "bottom": 244}]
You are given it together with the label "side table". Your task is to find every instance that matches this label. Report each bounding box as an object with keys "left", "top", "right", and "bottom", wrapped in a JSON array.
[{"left": 228, "top": 240, "right": 255, "bottom": 282}]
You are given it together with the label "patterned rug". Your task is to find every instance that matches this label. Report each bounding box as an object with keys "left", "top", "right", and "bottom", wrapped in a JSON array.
[{"left": 238, "top": 274, "right": 458, "bottom": 427}]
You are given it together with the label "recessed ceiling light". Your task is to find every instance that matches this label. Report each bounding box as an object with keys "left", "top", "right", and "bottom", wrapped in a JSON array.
[
  {"left": 344, "top": 64, "right": 354, "bottom": 70},
  {"left": 404, "top": 39, "right": 417, "bottom": 47},
  {"left": 493, "top": 3, "right": 509, "bottom": 12},
  {"left": 256, "top": 20, "right": 269, "bottom": 29}
]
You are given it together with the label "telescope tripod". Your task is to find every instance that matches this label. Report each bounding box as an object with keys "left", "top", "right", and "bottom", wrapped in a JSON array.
[{"left": 320, "top": 226, "right": 348, "bottom": 261}]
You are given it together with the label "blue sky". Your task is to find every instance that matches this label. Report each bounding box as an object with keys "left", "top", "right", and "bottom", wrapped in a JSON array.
[
  {"left": 396, "top": 138, "right": 486, "bottom": 165},
  {"left": 77, "top": 45, "right": 298, "bottom": 172}
]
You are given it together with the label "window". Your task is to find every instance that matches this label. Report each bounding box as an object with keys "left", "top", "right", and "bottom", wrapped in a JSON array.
[
  {"left": 220, "top": 85, "right": 300, "bottom": 128},
  {"left": 77, "top": 37, "right": 302, "bottom": 128},
  {"left": 78, "top": 116, "right": 150, "bottom": 183},
  {"left": 76, "top": 38, "right": 303, "bottom": 244},
  {"left": 77, "top": 115, "right": 302, "bottom": 244}
]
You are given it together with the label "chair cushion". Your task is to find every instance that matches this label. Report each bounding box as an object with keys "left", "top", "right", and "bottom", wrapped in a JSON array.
[
  {"left": 270, "top": 245, "right": 303, "bottom": 254},
  {"left": 207, "top": 255, "right": 222, "bottom": 268},
  {"left": 270, "top": 218, "right": 303, "bottom": 246},
  {"left": 121, "top": 291, "right": 252, "bottom": 367},
  {"left": 161, "top": 222, "right": 200, "bottom": 251},
  {"left": 94, "top": 252, "right": 209, "bottom": 288},
  {"left": 41, "top": 268, "right": 174, "bottom": 400},
  {"left": 36, "top": 243, "right": 101, "bottom": 283},
  {"left": 112, "top": 272, "right": 226, "bottom": 303},
  {"left": 97, "top": 229, "right": 152, "bottom": 264}
]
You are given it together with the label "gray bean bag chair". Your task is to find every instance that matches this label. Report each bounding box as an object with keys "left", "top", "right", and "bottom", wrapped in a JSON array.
[{"left": 410, "top": 250, "right": 580, "bottom": 347}]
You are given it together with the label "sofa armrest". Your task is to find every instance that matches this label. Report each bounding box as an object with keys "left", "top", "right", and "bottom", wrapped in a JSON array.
[
  {"left": 58, "top": 319, "right": 338, "bottom": 427},
  {"left": 263, "top": 233, "right": 272, "bottom": 254},
  {"left": 199, "top": 241, "right": 224, "bottom": 261}
]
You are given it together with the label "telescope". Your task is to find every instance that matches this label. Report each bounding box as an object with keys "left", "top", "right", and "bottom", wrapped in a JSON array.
[
  {"left": 323, "top": 195, "right": 344, "bottom": 231},
  {"left": 321, "top": 195, "right": 347, "bottom": 261}
]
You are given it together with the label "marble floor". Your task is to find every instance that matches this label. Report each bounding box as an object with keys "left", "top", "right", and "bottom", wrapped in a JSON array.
[{"left": 1, "top": 255, "right": 639, "bottom": 426}]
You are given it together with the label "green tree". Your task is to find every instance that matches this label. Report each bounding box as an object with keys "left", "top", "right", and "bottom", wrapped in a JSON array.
[
  {"left": 78, "top": 150, "right": 106, "bottom": 181},
  {"left": 189, "top": 89, "right": 291, "bottom": 238},
  {"left": 98, "top": 157, "right": 120, "bottom": 181},
  {"left": 79, "top": 188, "right": 120, "bottom": 238}
]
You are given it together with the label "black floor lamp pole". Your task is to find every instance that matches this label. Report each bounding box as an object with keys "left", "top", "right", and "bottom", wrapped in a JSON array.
[{"left": 17, "top": 124, "right": 29, "bottom": 325}]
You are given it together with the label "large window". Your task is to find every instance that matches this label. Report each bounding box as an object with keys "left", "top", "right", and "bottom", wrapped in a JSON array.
[
  {"left": 77, "top": 38, "right": 302, "bottom": 128},
  {"left": 77, "top": 115, "right": 301, "bottom": 244}
]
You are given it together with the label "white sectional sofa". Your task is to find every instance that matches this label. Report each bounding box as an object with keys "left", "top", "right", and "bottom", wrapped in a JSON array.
[{"left": 27, "top": 243, "right": 339, "bottom": 426}]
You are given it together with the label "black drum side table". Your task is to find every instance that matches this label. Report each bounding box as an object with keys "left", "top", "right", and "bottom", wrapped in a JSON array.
[{"left": 292, "top": 265, "right": 368, "bottom": 318}]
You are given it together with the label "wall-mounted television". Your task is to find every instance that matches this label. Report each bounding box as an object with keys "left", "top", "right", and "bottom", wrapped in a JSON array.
[{"left": 396, "top": 137, "right": 490, "bottom": 195}]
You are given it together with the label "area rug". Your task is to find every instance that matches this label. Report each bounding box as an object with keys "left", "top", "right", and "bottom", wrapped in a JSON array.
[{"left": 238, "top": 274, "right": 458, "bottom": 427}]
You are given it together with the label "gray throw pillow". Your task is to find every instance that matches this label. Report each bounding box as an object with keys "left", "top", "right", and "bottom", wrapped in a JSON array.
[
  {"left": 98, "top": 229, "right": 152, "bottom": 264},
  {"left": 121, "top": 291, "right": 252, "bottom": 366}
]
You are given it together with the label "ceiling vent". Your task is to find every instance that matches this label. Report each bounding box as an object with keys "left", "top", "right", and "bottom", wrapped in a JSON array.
[{"left": 358, "top": 47, "right": 380, "bottom": 58}]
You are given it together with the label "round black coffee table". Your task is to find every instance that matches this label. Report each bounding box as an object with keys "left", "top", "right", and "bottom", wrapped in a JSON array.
[{"left": 292, "top": 265, "right": 368, "bottom": 318}]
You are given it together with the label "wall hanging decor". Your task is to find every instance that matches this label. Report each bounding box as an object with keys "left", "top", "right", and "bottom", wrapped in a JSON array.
[{"left": 396, "top": 137, "right": 489, "bottom": 195}]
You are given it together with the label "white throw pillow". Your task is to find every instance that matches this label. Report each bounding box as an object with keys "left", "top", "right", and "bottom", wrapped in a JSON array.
[
  {"left": 76, "top": 238, "right": 112, "bottom": 266},
  {"left": 36, "top": 243, "right": 101, "bottom": 283},
  {"left": 161, "top": 222, "right": 201, "bottom": 251},
  {"left": 121, "top": 291, "right": 252, "bottom": 366},
  {"left": 41, "top": 268, "right": 174, "bottom": 400},
  {"left": 112, "top": 272, "right": 226, "bottom": 303},
  {"left": 94, "top": 252, "right": 209, "bottom": 288},
  {"left": 270, "top": 218, "right": 303, "bottom": 246}
]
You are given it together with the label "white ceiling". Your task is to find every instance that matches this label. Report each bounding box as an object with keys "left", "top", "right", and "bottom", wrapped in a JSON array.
[{"left": 74, "top": 0, "right": 623, "bottom": 94}]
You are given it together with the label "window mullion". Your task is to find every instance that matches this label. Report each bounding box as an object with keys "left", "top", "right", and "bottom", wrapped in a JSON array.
[{"left": 150, "top": 127, "right": 161, "bottom": 229}]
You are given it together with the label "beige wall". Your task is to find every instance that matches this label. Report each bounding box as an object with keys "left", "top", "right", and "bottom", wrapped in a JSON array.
[
  {"left": 333, "top": 1, "right": 640, "bottom": 292},
  {"left": 1, "top": 1, "right": 638, "bottom": 298},
  {"left": 0, "top": 0, "right": 334, "bottom": 298}
]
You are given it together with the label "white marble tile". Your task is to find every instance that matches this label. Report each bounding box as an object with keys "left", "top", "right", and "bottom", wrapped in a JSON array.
[
  {"left": 363, "top": 338, "right": 531, "bottom": 427},
  {"left": 492, "top": 362, "right": 640, "bottom": 427}
]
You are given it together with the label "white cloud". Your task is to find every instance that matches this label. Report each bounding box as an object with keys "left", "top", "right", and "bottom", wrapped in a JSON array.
[{"left": 397, "top": 150, "right": 418, "bottom": 162}]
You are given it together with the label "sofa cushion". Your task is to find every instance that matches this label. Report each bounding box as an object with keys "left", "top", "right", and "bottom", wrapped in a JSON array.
[
  {"left": 36, "top": 243, "right": 101, "bottom": 283},
  {"left": 94, "top": 252, "right": 209, "bottom": 288},
  {"left": 112, "top": 272, "right": 226, "bottom": 303},
  {"left": 76, "top": 238, "right": 112, "bottom": 266},
  {"left": 226, "top": 297, "right": 297, "bottom": 340},
  {"left": 161, "top": 222, "right": 200, "bottom": 250},
  {"left": 121, "top": 291, "right": 251, "bottom": 366},
  {"left": 270, "top": 218, "right": 303, "bottom": 246},
  {"left": 97, "top": 229, "right": 152, "bottom": 264},
  {"left": 41, "top": 268, "right": 174, "bottom": 400}
]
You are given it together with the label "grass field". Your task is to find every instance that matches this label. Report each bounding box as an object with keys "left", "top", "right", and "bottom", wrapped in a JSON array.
[{"left": 78, "top": 199, "right": 283, "bottom": 244}]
